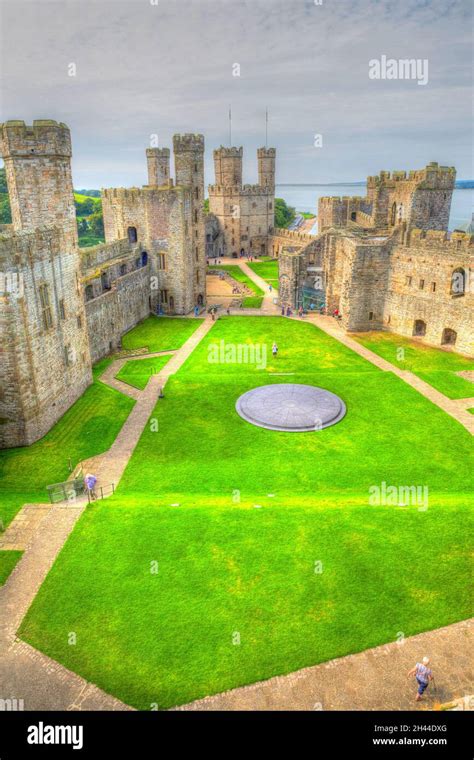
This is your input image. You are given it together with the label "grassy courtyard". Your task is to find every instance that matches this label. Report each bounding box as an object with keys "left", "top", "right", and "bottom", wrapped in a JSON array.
[
  {"left": 17, "top": 317, "right": 474, "bottom": 709},
  {"left": 121, "top": 315, "right": 203, "bottom": 353},
  {"left": 115, "top": 355, "right": 172, "bottom": 390},
  {"left": 353, "top": 332, "right": 474, "bottom": 399},
  {"left": 247, "top": 259, "right": 279, "bottom": 288},
  {"left": 209, "top": 265, "right": 265, "bottom": 308}
]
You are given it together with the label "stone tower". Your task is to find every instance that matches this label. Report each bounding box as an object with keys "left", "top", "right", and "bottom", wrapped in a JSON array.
[
  {"left": 0, "top": 120, "right": 91, "bottom": 448},
  {"left": 257, "top": 147, "right": 276, "bottom": 193},
  {"left": 146, "top": 147, "right": 170, "bottom": 186},
  {"left": 173, "top": 134, "right": 206, "bottom": 304},
  {"left": 0, "top": 119, "right": 78, "bottom": 247},
  {"left": 213, "top": 146, "right": 243, "bottom": 187}
]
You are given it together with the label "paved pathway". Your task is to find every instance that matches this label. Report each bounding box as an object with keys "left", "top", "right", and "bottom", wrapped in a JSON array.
[
  {"left": 99, "top": 349, "right": 176, "bottom": 400},
  {"left": 305, "top": 314, "right": 474, "bottom": 434},
  {"left": 0, "top": 502, "right": 131, "bottom": 710},
  {"left": 0, "top": 317, "right": 216, "bottom": 711},
  {"left": 214, "top": 257, "right": 279, "bottom": 315},
  {"left": 178, "top": 619, "right": 473, "bottom": 711}
]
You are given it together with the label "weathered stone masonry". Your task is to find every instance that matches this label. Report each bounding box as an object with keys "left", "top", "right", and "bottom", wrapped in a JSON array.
[
  {"left": 277, "top": 164, "right": 473, "bottom": 356},
  {"left": 0, "top": 121, "right": 206, "bottom": 448}
]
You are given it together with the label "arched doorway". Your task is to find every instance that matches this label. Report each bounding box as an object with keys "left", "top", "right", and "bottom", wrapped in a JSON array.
[
  {"left": 169, "top": 295, "right": 175, "bottom": 312},
  {"left": 413, "top": 319, "right": 426, "bottom": 337},
  {"left": 197, "top": 294, "right": 203, "bottom": 306},
  {"left": 127, "top": 226, "right": 138, "bottom": 243},
  {"left": 441, "top": 328, "right": 457, "bottom": 346},
  {"left": 141, "top": 251, "right": 148, "bottom": 267}
]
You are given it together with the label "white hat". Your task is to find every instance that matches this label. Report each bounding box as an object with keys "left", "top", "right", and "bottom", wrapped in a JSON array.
[{"left": 422, "top": 656, "right": 430, "bottom": 665}]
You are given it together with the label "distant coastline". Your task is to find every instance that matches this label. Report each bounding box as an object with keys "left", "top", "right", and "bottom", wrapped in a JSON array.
[{"left": 277, "top": 181, "right": 474, "bottom": 188}]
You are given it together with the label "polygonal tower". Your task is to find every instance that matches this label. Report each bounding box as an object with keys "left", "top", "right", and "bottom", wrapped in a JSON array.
[
  {"left": 257, "top": 147, "right": 276, "bottom": 193},
  {"left": 146, "top": 147, "right": 170, "bottom": 186},
  {"left": 0, "top": 119, "right": 78, "bottom": 248},
  {"left": 173, "top": 134, "right": 206, "bottom": 306},
  {"left": 213, "top": 146, "right": 243, "bottom": 187}
]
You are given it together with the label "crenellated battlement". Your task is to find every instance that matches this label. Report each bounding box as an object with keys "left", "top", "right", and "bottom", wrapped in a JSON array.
[
  {"left": 406, "top": 228, "right": 474, "bottom": 251},
  {"left": 0, "top": 119, "right": 72, "bottom": 158},
  {"left": 173, "top": 133, "right": 204, "bottom": 152},
  {"left": 367, "top": 162, "right": 456, "bottom": 187},
  {"left": 101, "top": 184, "right": 188, "bottom": 201},
  {"left": 269, "top": 227, "right": 314, "bottom": 243},
  {"left": 213, "top": 146, "right": 243, "bottom": 159}
]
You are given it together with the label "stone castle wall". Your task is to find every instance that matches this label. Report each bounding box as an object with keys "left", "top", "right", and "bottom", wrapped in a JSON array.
[
  {"left": 0, "top": 227, "right": 91, "bottom": 448},
  {"left": 319, "top": 163, "right": 456, "bottom": 234},
  {"left": 208, "top": 146, "right": 275, "bottom": 257}
]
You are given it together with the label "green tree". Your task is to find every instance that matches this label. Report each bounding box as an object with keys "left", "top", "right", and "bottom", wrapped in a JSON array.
[
  {"left": 89, "top": 211, "right": 104, "bottom": 237},
  {"left": 274, "top": 197, "right": 296, "bottom": 228},
  {"left": 0, "top": 194, "right": 12, "bottom": 224}
]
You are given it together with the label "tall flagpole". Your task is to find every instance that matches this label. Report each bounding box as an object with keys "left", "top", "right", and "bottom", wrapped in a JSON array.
[
  {"left": 229, "top": 105, "right": 232, "bottom": 146},
  {"left": 265, "top": 107, "right": 268, "bottom": 149}
]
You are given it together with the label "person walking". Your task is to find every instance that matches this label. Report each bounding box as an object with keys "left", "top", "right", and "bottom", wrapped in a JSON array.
[
  {"left": 298, "top": 305, "right": 303, "bottom": 318},
  {"left": 84, "top": 473, "right": 97, "bottom": 501},
  {"left": 272, "top": 342, "right": 278, "bottom": 358},
  {"left": 269, "top": 284, "right": 273, "bottom": 293},
  {"left": 408, "top": 657, "right": 433, "bottom": 702},
  {"left": 281, "top": 305, "right": 285, "bottom": 316}
]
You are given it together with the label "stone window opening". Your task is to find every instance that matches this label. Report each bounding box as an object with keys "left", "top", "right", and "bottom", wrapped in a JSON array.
[
  {"left": 390, "top": 202, "right": 397, "bottom": 226},
  {"left": 195, "top": 246, "right": 199, "bottom": 261},
  {"left": 64, "top": 344, "right": 72, "bottom": 367},
  {"left": 120, "top": 264, "right": 127, "bottom": 276},
  {"left": 77, "top": 315, "right": 82, "bottom": 329},
  {"left": 431, "top": 282, "right": 436, "bottom": 292},
  {"left": 157, "top": 253, "right": 166, "bottom": 270},
  {"left": 101, "top": 272, "right": 111, "bottom": 291},
  {"left": 451, "top": 268, "right": 466, "bottom": 297},
  {"left": 368, "top": 311, "right": 374, "bottom": 321},
  {"left": 127, "top": 226, "right": 138, "bottom": 244},
  {"left": 169, "top": 295, "right": 175, "bottom": 311},
  {"left": 160, "top": 289, "right": 168, "bottom": 304},
  {"left": 405, "top": 275, "right": 412, "bottom": 286},
  {"left": 141, "top": 252, "right": 148, "bottom": 267},
  {"left": 194, "top": 210, "right": 198, "bottom": 223},
  {"left": 59, "top": 299, "right": 66, "bottom": 320},
  {"left": 39, "top": 284, "right": 53, "bottom": 330},
  {"left": 195, "top": 187, "right": 199, "bottom": 200},
  {"left": 419, "top": 279, "right": 425, "bottom": 290},
  {"left": 351, "top": 212, "right": 357, "bottom": 222},
  {"left": 441, "top": 328, "right": 457, "bottom": 346},
  {"left": 85, "top": 284, "right": 93, "bottom": 302},
  {"left": 413, "top": 319, "right": 426, "bottom": 337}
]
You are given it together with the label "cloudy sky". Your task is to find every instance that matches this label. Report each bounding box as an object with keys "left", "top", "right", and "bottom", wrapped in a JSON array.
[{"left": 0, "top": 0, "right": 472, "bottom": 188}]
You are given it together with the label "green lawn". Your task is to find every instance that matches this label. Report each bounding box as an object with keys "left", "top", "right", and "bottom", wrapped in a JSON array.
[
  {"left": 247, "top": 259, "right": 279, "bottom": 288},
  {"left": 353, "top": 332, "right": 474, "bottom": 399},
  {"left": 209, "top": 265, "right": 264, "bottom": 308},
  {"left": 0, "top": 367, "right": 135, "bottom": 530},
  {"left": 116, "top": 356, "right": 172, "bottom": 390},
  {"left": 0, "top": 550, "right": 23, "bottom": 586},
  {"left": 19, "top": 317, "right": 473, "bottom": 709},
  {"left": 121, "top": 316, "right": 203, "bottom": 353}
]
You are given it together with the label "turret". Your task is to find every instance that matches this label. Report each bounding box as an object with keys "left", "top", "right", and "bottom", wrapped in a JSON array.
[
  {"left": 213, "top": 146, "right": 243, "bottom": 187},
  {"left": 0, "top": 119, "right": 77, "bottom": 247},
  {"left": 146, "top": 147, "right": 170, "bottom": 186},
  {"left": 257, "top": 147, "right": 276, "bottom": 193}
]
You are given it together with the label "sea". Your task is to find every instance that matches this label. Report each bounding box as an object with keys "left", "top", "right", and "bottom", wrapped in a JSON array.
[{"left": 276, "top": 184, "right": 473, "bottom": 233}]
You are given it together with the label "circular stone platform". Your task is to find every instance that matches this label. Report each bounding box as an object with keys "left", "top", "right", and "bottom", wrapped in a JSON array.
[{"left": 235, "top": 384, "right": 346, "bottom": 432}]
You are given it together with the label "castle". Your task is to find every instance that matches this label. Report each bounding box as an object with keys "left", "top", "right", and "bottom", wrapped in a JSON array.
[
  {"left": 0, "top": 120, "right": 207, "bottom": 448},
  {"left": 0, "top": 119, "right": 472, "bottom": 450},
  {"left": 207, "top": 146, "right": 275, "bottom": 257},
  {"left": 277, "top": 164, "right": 473, "bottom": 355}
]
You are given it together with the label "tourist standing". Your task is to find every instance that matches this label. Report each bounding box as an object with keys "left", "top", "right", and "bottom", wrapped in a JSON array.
[{"left": 272, "top": 342, "right": 278, "bottom": 358}]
